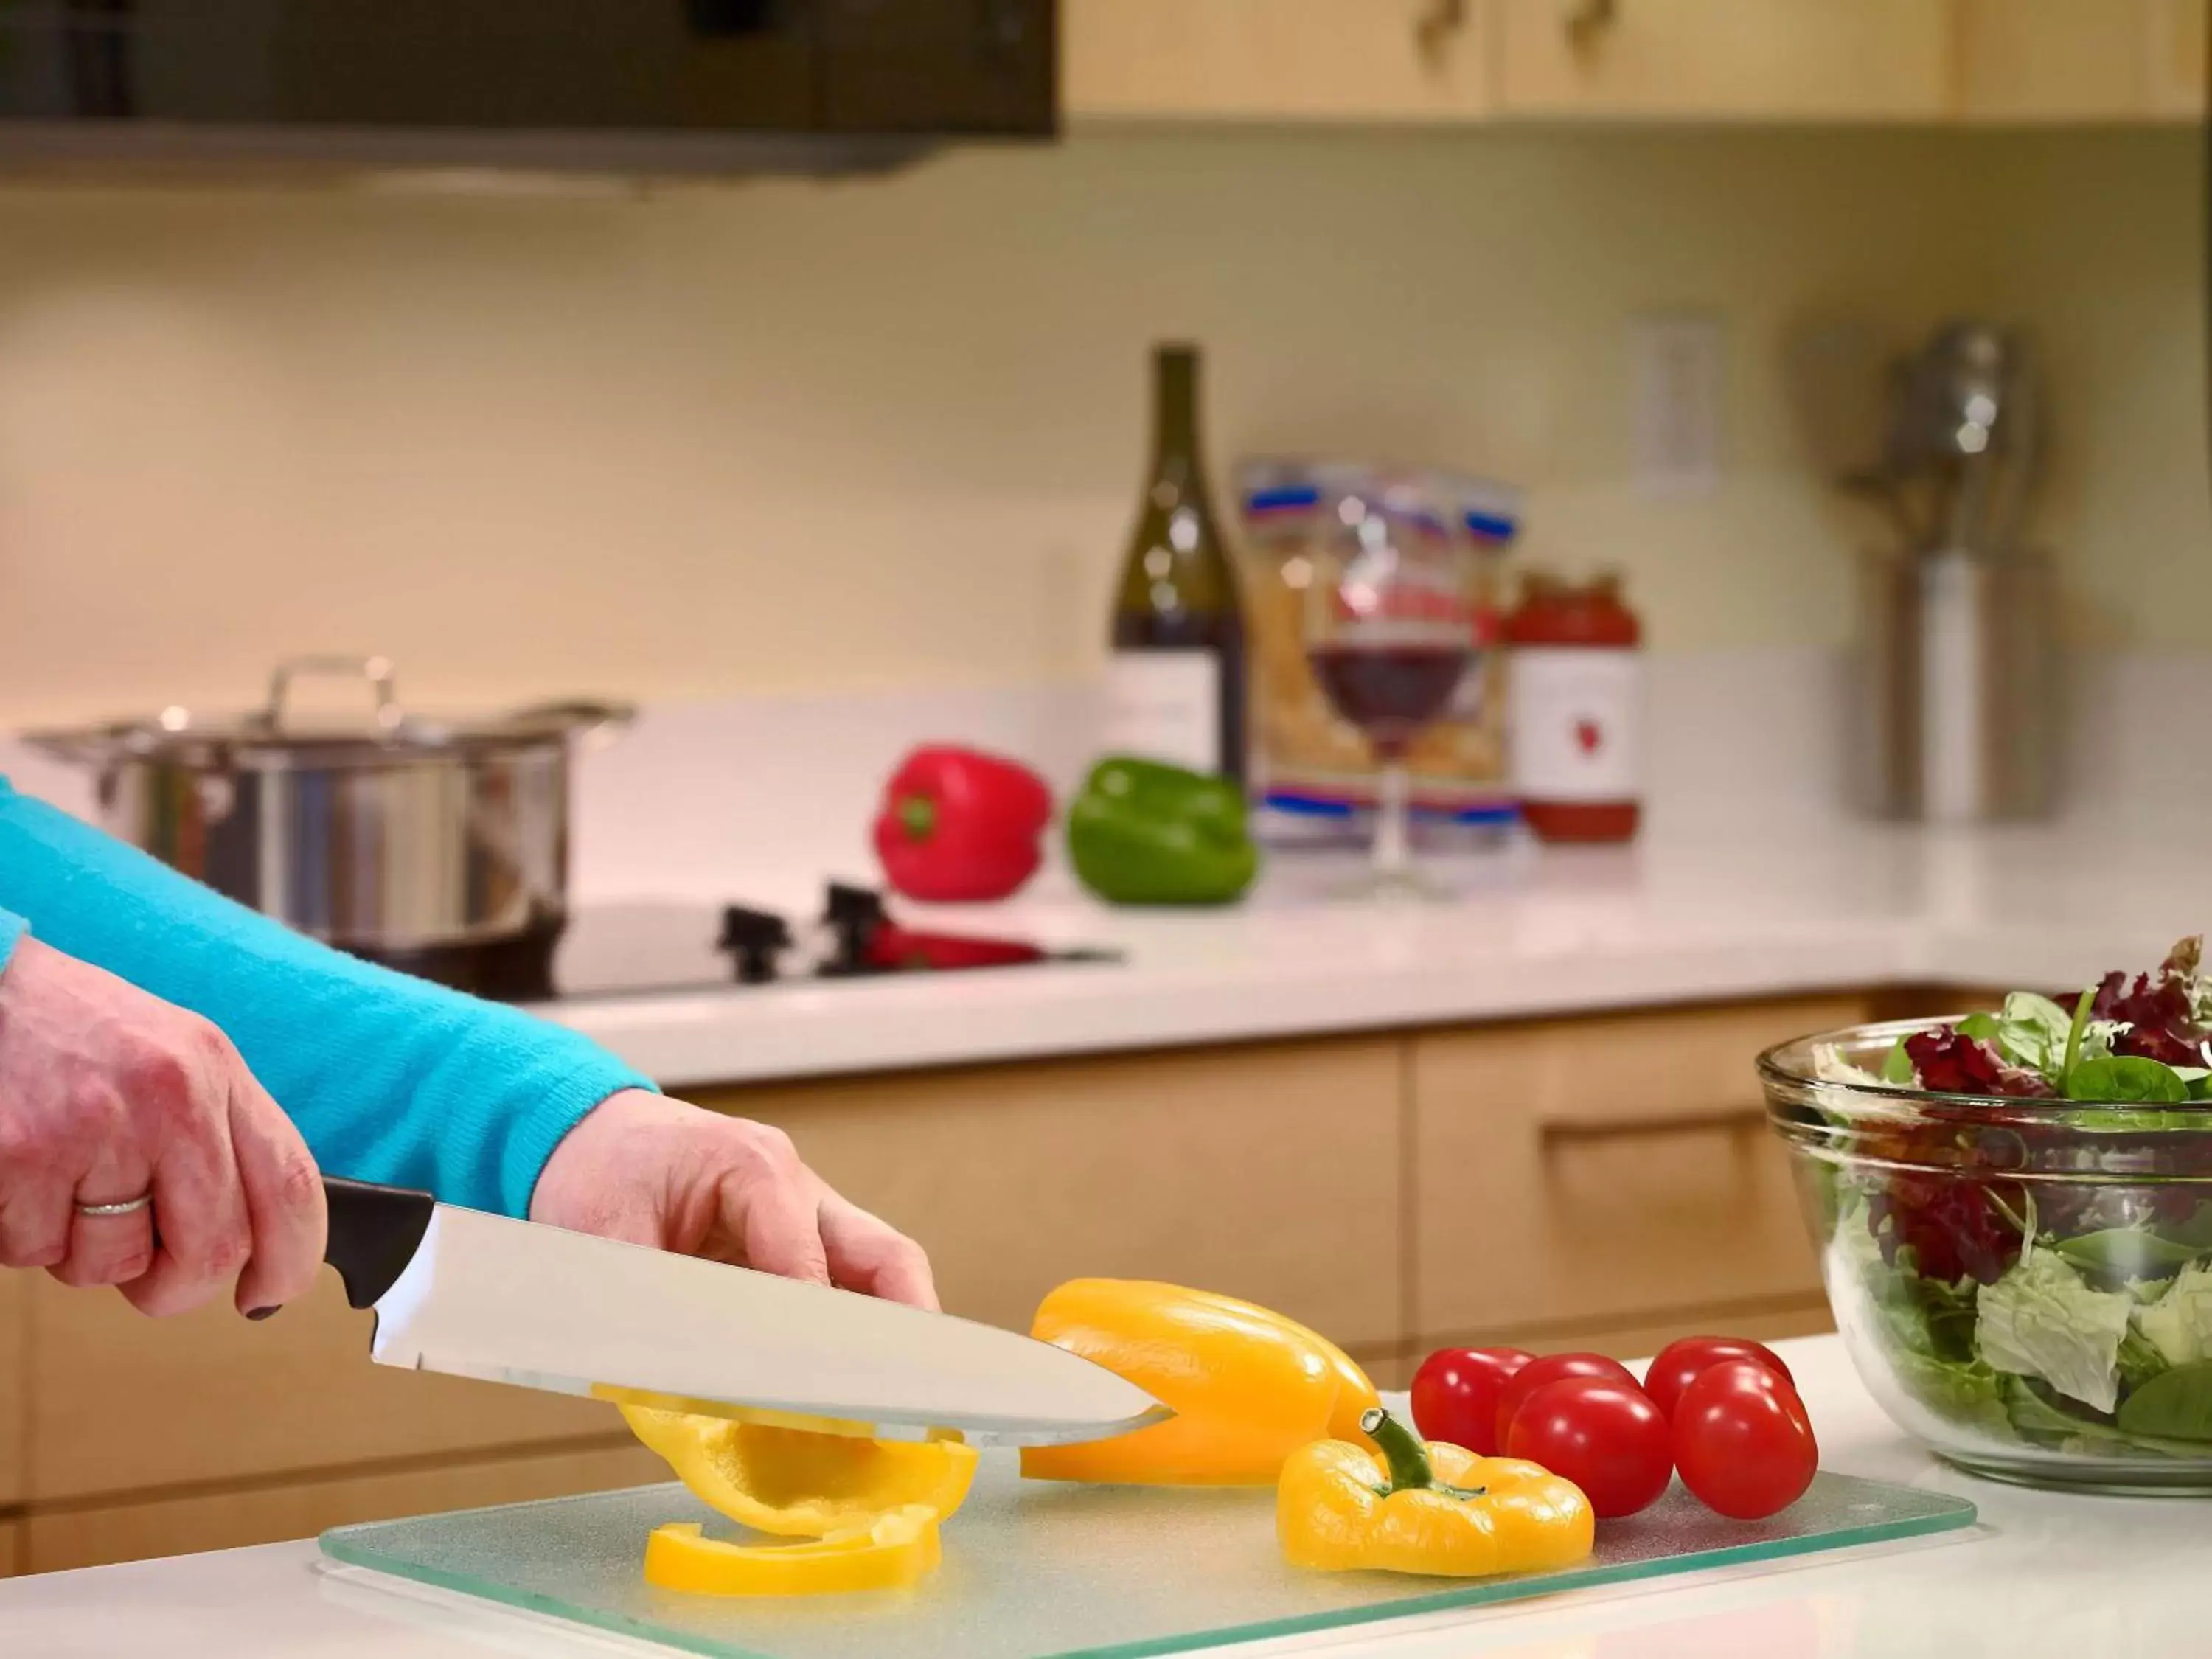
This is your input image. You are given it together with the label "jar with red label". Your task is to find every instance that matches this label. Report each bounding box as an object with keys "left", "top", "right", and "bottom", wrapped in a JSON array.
[{"left": 1504, "top": 572, "right": 1643, "bottom": 843}]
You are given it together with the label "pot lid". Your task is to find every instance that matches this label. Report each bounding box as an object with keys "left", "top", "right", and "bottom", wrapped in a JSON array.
[{"left": 28, "top": 657, "right": 633, "bottom": 766}]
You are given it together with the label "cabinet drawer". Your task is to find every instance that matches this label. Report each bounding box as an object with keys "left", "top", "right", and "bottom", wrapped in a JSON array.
[
  {"left": 699, "top": 1037, "right": 1405, "bottom": 1350},
  {"left": 1, "top": 1269, "right": 25, "bottom": 1505},
  {"left": 1494, "top": 0, "right": 1947, "bottom": 119},
  {"left": 1955, "top": 0, "right": 2201, "bottom": 122},
  {"left": 1065, "top": 0, "right": 1491, "bottom": 122},
  {"left": 29, "top": 1270, "right": 617, "bottom": 1502},
  {"left": 1413, "top": 997, "right": 1867, "bottom": 1338},
  {"left": 24, "top": 1439, "right": 664, "bottom": 1575}
]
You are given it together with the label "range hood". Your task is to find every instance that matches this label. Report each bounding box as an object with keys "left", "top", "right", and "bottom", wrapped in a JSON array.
[{"left": 0, "top": 0, "right": 1056, "bottom": 180}]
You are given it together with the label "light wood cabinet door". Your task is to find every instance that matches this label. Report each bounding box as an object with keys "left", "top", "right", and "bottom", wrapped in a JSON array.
[
  {"left": 0, "top": 1269, "right": 24, "bottom": 1506},
  {"left": 0, "top": 1520, "right": 18, "bottom": 1579},
  {"left": 1064, "top": 0, "right": 1491, "bottom": 122},
  {"left": 1493, "top": 0, "right": 1947, "bottom": 119},
  {"left": 1956, "top": 0, "right": 2206, "bottom": 122},
  {"left": 28, "top": 1269, "right": 619, "bottom": 1502},
  {"left": 1413, "top": 996, "right": 1867, "bottom": 1343},
  {"left": 699, "top": 1037, "right": 1406, "bottom": 1351},
  {"left": 24, "top": 1440, "right": 665, "bottom": 1575}
]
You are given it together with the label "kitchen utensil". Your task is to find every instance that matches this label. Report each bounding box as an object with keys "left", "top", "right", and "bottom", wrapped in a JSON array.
[
  {"left": 1780, "top": 315, "right": 1917, "bottom": 547},
  {"left": 1764, "top": 1020, "right": 2212, "bottom": 1493},
  {"left": 1854, "top": 543, "right": 2056, "bottom": 821},
  {"left": 1917, "top": 321, "right": 2012, "bottom": 553},
  {"left": 321, "top": 1177, "right": 1167, "bottom": 1450},
  {"left": 320, "top": 1458, "right": 1974, "bottom": 1659},
  {"left": 27, "top": 656, "right": 630, "bottom": 998}
]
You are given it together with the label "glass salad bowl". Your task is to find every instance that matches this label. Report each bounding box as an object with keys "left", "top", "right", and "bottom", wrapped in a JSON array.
[{"left": 1762, "top": 1016, "right": 2212, "bottom": 1495}]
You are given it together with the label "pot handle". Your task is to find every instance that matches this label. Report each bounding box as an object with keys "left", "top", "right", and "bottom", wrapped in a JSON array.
[
  {"left": 265, "top": 655, "right": 403, "bottom": 733},
  {"left": 504, "top": 698, "right": 637, "bottom": 750}
]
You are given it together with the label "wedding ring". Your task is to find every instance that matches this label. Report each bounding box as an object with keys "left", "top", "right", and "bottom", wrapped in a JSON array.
[{"left": 76, "top": 1193, "right": 153, "bottom": 1218}]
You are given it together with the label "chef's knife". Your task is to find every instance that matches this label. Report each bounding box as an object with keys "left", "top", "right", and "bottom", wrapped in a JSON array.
[{"left": 321, "top": 1177, "right": 1171, "bottom": 1448}]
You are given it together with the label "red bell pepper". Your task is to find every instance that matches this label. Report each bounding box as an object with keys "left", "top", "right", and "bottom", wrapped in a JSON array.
[{"left": 872, "top": 745, "right": 1052, "bottom": 903}]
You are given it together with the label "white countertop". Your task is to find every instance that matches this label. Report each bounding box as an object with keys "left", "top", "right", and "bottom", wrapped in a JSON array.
[
  {"left": 7, "top": 1334, "right": 2201, "bottom": 1658},
  {"left": 537, "top": 812, "right": 2212, "bottom": 1091}
]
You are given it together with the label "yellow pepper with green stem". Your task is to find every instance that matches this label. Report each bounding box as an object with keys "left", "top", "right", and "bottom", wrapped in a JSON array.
[{"left": 1279, "top": 1408, "right": 1594, "bottom": 1578}]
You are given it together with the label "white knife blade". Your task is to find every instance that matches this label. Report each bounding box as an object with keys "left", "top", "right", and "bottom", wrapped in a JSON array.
[{"left": 324, "top": 1178, "right": 1170, "bottom": 1447}]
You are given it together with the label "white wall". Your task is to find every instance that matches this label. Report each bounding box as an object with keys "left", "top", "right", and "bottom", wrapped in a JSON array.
[{"left": 0, "top": 124, "right": 2193, "bottom": 726}]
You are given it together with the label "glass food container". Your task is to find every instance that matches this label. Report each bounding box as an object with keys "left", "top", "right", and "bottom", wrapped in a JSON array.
[{"left": 1762, "top": 1019, "right": 2212, "bottom": 1494}]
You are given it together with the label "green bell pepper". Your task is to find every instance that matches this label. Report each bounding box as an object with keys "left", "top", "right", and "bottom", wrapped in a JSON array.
[{"left": 1066, "top": 757, "right": 1259, "bottom": 907}]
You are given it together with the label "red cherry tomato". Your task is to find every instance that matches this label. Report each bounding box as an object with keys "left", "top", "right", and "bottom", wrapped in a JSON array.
[
  {"left": 1642, "top": 1336, "right": 1795, "bottom": 1422},
  {"left": 1503, "top": 1376, "right": 1673, "bottom": 1519},
  {"left": 1493, "top": 1352, "right": 1640, "bottom": 1450},
  {"left": 1410, "top": 1347, "right": 1534, "bottom": 1456},
  {"left": 1672, "top": 1359, "right": 1818, "bottom": 1520}
]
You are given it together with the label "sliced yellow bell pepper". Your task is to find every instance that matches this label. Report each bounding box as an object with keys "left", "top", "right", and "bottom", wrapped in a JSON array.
[
  {"left": 1279, "top": 1408, "right": 1594, "bottom": 1578},
  {"left": 621, "top": 1405, "right": 978, "bottom": 1537},
  {"left": 644, "top": 1505, "right": 942, "bottom": 1597},
  {"left": 1019, "top": 1279, "right": 1380, "bottom": 1486}
]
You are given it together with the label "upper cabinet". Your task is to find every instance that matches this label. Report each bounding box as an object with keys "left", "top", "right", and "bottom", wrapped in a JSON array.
[
  {"left": 1062, "top": 0, "right": 2208, "bottom": 125},
  {"left": 1063, "top": 0, "right": 1490, "bottom": 122},
  {"left": 1955, "top": 0, "right": 2206, "bottom": 122},
  {"left": 1491, "top": 0, "right": 1948, "bottom": 121}
]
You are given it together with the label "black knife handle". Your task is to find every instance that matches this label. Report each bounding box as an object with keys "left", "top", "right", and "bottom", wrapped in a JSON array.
[{"left": 324, "top": 1177, "right": 437, "bottom": 1310}]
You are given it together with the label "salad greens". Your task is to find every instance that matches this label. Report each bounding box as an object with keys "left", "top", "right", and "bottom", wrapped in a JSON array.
[{"left": 1815, "top": 936, "right": 2212, "bottom": 1459}]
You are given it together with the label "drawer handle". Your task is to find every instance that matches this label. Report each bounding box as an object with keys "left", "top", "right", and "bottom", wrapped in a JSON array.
[
  {"left": 1565, "top": 0, "right": 1618, "bottom": 58},
  {"left": 1416, "top": 0, "right": 1468, "bottom": 62},
  {"left": 1540, "top": 1104, "right": 1767, "bottom": 1147}
]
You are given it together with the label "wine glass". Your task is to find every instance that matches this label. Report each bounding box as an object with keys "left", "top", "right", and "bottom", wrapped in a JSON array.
[{"left": 1302, "top": 481, "right": 1478, "bottom": 899}]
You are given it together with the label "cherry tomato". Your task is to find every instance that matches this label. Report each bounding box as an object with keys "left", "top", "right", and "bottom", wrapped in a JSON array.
[
  {"left": 1504, "top": 1376, "right": 1673, "bottom": 1519},
  {"left": 1410, "top": 1347, "right": 1534, "bottom": 1455},
  {"left": 1642, "top": 1336, "right": 1795, "bottom": 1422},
  {"left": 1672, "top": 1359, "right": 1818, "bottom": 1520},
  {"left": 1493, "top": 1352, "right": 1640, "bottom": 1450}
]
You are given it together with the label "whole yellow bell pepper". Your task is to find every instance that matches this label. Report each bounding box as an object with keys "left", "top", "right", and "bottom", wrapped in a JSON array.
[
  {"left": 1020, "top": 1279, "right": 1380, "bottom": 1486},
  {"left": 1279, "top": 1408, "right": 1594, "bottom": 1578},
  {"left": 643, "top": 1504, "right": 942, "bottom": 1597},
  {"left": 621, "top": 1405, "right": 978, "bottom": 1537}
]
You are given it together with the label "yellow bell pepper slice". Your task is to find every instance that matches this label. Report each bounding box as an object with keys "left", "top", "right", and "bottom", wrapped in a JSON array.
[
  {"left": 1020, "top": 1279, "right": 1380, "bottom": 1486},
  {"left": 622, "top": 1405, "right": 978, "bottom": 1537},
  {"left": 1279, "top": 1408, "right": 1594, "bottom": 1578},
  {"left": 644, "top": 1505, "right": 942, "bottom": 1597}
]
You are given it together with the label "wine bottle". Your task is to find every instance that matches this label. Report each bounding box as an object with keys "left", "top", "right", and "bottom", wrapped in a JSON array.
[{"left": 1104, "top": 343, "right": 1248, "bottom": 785}]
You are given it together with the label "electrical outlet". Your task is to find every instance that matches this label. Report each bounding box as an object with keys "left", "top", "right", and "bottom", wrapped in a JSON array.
[{"left": 1630, "top": 310, "right": 1724, "bottom": 500}]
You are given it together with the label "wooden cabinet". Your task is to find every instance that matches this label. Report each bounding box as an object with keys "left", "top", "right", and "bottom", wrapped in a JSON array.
[
  {"left": 0, "top": 1270, "right": 24, "bottom": 1506},
  {"left": 1411, "top": 996, "right": 1865, "bottom": 1344},
  {"left": 1955, "top": 0, "right": 2207, "bottom": 122},
  {"left": 698, "top": 1037, "right": 1406, "bottom": 1352},
  {"left": 23, "top": 1440, "right": 664, "bottom": 1576},
  {"left": 1492, "top": 0, "right": 1948, "bottom": 120},
  {"left": 1063, "top": 0, "right": 1490, "bottom": 122},
  {"left": 27, "top": 1269, "right": 615, "bottom": 1502},
  {"left": 0, "top": 1520, "right": 18, "bottom": 1579}
]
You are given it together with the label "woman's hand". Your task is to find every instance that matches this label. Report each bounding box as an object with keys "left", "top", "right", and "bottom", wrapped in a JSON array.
[
  {"left": 0, "top": 939, "right": 327, "bottom": 1318},
  {"left": 531, "top": 1090, "right": 938, "bottom": 1311}
]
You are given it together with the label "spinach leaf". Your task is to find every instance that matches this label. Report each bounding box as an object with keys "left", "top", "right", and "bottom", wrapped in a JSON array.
[
  {"left": 2062, "top": 986, "right": 2096, "bottom": 1088},
  {"left": 2118, "top": 1326, "right": 2173, "bottom": 1391},
  {"left": 2005, "top": 1375, "right": 2124, "bottom": 1447},
  {"left": 2116, "top": 1360, "right": 2212, "bottom": 1442},
  {"left": 1997, "top": 991, "right": 2074, "bottom": 1079},
  {"left": 1882, "top": 1037, "right": 1917, "bottom": 1087},
  {"left": 1957, "top": 1012, "right": 2002, "bottom": 1046},
  {"left": 1892, "top": 1349, "right": 2011, "bottom": 1436},
  {"left": 2065, "top": 1055, "right": 2191, "bottom": 1104},
  {"left": 2051, "top": 1228, "right": 2205, "bottom": 1286}
]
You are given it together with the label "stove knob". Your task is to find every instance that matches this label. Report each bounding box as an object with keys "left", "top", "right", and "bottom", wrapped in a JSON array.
[{"left": 717, "top": 906, "right": 793, "bottom": 985}]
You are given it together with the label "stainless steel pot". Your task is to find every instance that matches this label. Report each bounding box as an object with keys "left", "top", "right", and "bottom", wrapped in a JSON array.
[{"left": 29, "top": 657, "right": 630, "bottom": 996}]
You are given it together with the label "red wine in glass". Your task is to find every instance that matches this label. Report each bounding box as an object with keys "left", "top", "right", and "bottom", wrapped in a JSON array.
[{"left": 1307, "top": 641, "right": 1472, "bottom": 758}]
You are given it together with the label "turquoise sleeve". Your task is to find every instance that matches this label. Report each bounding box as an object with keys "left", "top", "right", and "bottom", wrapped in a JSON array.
[
  {"left": 0, "top": 777, "right": 654, "bottom": 1217},
  {"left": 0, "top": 904, "right": 24, "bottom": 976}
]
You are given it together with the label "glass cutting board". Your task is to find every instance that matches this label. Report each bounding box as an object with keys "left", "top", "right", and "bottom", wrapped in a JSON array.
[{"left": 321, "top": 1456, "right": 1975, "bottom": 1658}]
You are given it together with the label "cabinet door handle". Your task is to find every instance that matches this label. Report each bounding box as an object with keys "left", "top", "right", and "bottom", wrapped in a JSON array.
[
  {"left": 1565, "top": 0, "right": 1618, "bottom": 58},
  {"left": 1540, "top": 1103, "right": 1768, "bottom": 1147},
  {"left": 1416, "top": 0, "right": 1469, "bottom": 62}
]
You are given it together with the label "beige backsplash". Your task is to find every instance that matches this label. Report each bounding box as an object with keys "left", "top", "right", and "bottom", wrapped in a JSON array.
[{"left": 0, "top": 123, "right": 2199, "bottom": 726}]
